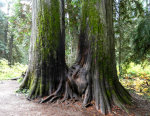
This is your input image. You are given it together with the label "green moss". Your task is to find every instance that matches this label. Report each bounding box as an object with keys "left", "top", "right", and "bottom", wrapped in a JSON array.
[
  {"left": 81, "top": 0, "right": 106, "bottom": 64},
  {"left": 27, "top": 0, "right": 62, "bottom": 98},
  {"left": 28, "top": 72, "right": 34, "bottom": 90},
  {"left": 122, "top": 95, "right": 132, "bottom": 105},
  {"left": 36, "top": 0, "right": 61, "bottom": 60},
  {"left": 16, "top": 88, "right": 29, "bottom": 94},
  {"left": 106, "top": 90, "right": 111, "bottom": 97},
  {"left": 39, "top": 77, "right": 43, "bottom": 97},
  {"left": 34, "top": 79, "right": 40, "bottom": 98}
]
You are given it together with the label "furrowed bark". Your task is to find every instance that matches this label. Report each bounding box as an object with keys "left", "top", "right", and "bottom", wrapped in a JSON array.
[
  {"left": 20, "top": 0, "right": 133, "bottom": 115},
  {"left": 66, "top": 0, "right": 133, "bottom": 115},
  {"left": 20, "top": 0, "right": 66, "bottom": 100}
]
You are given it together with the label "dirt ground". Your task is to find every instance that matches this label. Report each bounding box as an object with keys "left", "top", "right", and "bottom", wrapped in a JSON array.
[{"left": 0, "top": 80, "right": 150, "bottom": 116}]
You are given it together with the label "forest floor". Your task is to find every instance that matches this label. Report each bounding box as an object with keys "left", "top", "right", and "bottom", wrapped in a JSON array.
[{"left": 0, "top": 80, "right": 150, "bottom": 116}]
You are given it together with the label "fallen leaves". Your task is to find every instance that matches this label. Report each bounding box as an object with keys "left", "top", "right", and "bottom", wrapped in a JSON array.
[{"left": 120, "top": 76, "right": 150, "bottom": 100}]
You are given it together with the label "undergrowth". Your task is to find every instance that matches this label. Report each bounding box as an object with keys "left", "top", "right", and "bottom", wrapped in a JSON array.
[
  {"left": 119, "top": 62, "right": 150, "bottom": 101},
  {"left": 0, "top": 59, "right": 27, "bottom": 80}
]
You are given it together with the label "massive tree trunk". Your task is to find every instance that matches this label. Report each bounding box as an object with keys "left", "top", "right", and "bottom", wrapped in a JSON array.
[
  {"left": 20, "top": 0, "right": 133, "bottom": 115},
  {"left": 20, "top": 0, "right": 66, "bottom": 99},
  {"left": 65, "top": 0, "right": 133, "bottom": 114}
]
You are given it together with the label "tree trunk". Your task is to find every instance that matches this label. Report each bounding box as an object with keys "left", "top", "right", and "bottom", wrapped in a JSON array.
[
  {"left": 4, "top": 19, "right": 8, "bottom": 59},
  {"left": 4, "top": 2, "right": 10, "bottom": 59},
  {"left": 20, "top": 0, "right": 66, "bottom": 99},
  {"left": 118, "top": 32, "right": 122, "bottom": 78},
  {"left": 8, "top": 34, "right": 14, "bottom": 65},
  {"left": 65, "top": 0, "right": 133, "bottom": 114},
  {"left": 20, "top": 0, "right": 133, "bottom": 115},
  {"left": 118, "top": 0, "right": 122, "bottom": 78}
]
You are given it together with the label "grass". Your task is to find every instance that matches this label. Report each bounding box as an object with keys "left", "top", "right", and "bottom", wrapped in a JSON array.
[{"left": 0, "top": 59, "right": 27, "bottom": 80}]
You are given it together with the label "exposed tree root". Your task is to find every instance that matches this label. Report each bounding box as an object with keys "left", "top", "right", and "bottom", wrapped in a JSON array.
[
  {"left": 20, "top": 69, "right": 30, "bottom": 89},
  {"left": 20, "top": 49, "right": 133, "bottom": 116},
  {"left": 40, "top": 95, "right": 55, "bottom": 103},
  {"left": 40, "top": 77, "right": 64, "bottom": 103},
  {"left": 40, "top": 60, "right": 92, "bottom": 107}
]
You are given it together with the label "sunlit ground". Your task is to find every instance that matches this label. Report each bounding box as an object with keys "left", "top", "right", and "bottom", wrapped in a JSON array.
[{"left": 119, "top": 63, "right": 150, "bottom": 101}]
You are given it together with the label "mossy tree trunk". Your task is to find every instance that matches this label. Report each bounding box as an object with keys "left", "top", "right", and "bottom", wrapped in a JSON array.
[
  {"left": 20, "top": 0, "right": 133, "bottom": 115},
  {"left": 20, "top": 0, "right": 66, "bottom": 99},
  {"left": 65, "top": 0, "right": 133, "bottom": 114}
]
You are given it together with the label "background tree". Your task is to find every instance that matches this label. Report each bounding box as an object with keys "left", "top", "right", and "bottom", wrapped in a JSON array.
[
  {"left": 0, "top": 9, "right": 7, "bottom": 58},
  {"left": 131, "top": 14, "right": 150, "bottom": 63},
  {"left": 114, "top": 0, "right": 144, "bottom": 76},
  {"left": 65, "top": 0, "right": 81, "bottom": 66},
  {"left": 8, "top": 0, "right": 31, "bottom": 65}
]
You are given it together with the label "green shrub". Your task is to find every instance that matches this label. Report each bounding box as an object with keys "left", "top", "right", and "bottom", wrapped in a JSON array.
[
  {"left": 0, "top": 58, "right": 27, "bottom": 80},
  {"left": 119, "top": 62, "right": 150, "bottom": 101},
  {"left": 121, "top": 62, "right": 150, "bottom": 79}
]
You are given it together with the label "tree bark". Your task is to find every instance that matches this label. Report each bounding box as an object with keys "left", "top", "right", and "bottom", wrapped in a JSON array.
[
  {"left": 118, "top": 0, "right": 122, "bottom": 78},
  {"left": 20, "top": 0, "right": 133, "bottom": 115},
  {"left": 4, "top": 20, "right": 8, "bottom": 59},
  {"left": 20, "top": 0, "right": 66, "bottom": 99},
  {"left": 4, "top": 2, "right": 10, "bottom": 59},
  {"left": 8, "top": 34, "right": 14, "bottom": 65},
  {"left": 65, "top": 0, "right": 133, "bottom": 114}
]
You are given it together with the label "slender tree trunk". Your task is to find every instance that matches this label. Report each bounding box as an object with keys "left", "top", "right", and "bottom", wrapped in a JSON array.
[
  {"left": 118, "top": 0, "right": 122, "bottom": 78},
  {"left": 3, "top": 2, "right": 9, "bottom": 59},
  {"left": 4, "top": 21, "right": 8, "bottom": 58},
  {"left": 146, "top": 0, "right": 148, "bottom": 12},
  {"left": 118, "top": 28, "right": 122, "bottom": 78},
  {"left": 8, "top": 34, "right": 14, "bottom": 65},
  {"left": 148, "top": 0, "right": 150, "bottom": 12}
]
